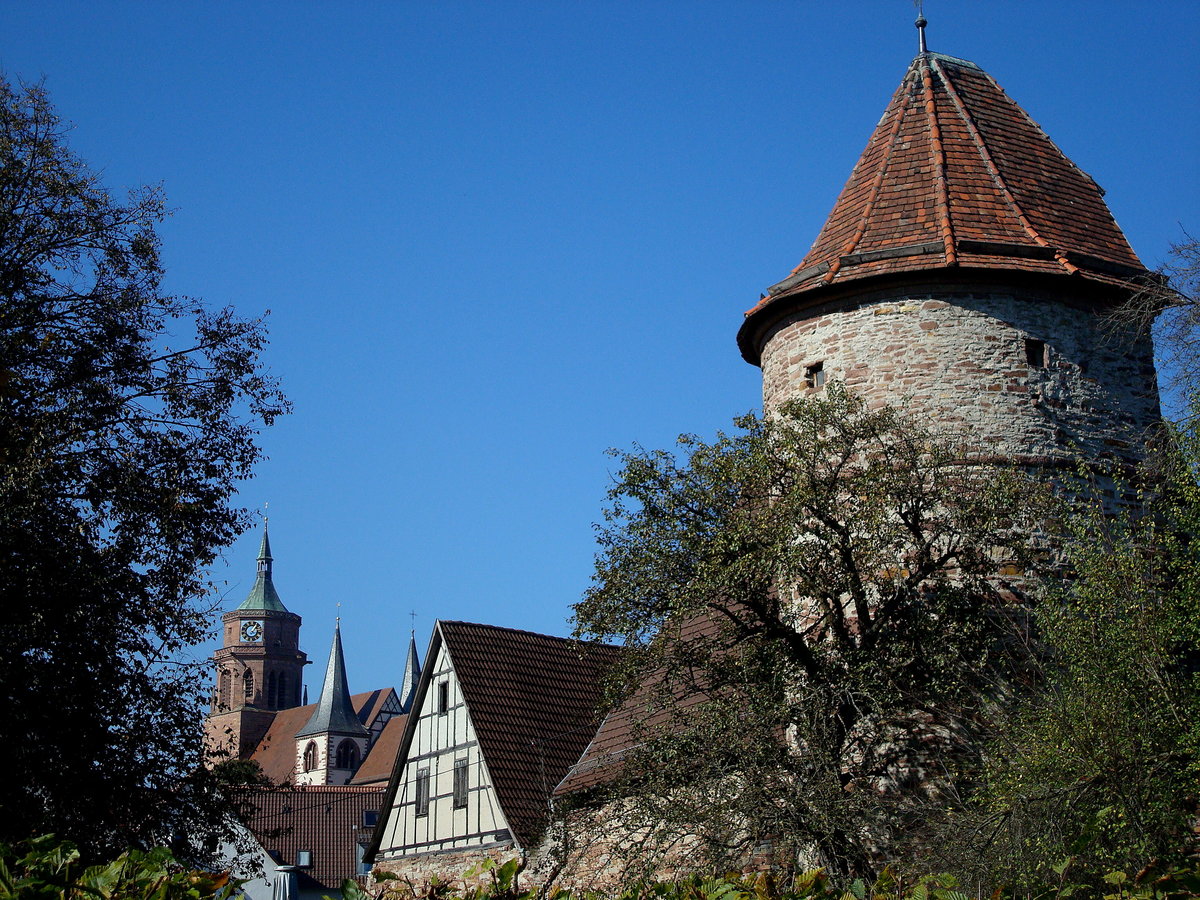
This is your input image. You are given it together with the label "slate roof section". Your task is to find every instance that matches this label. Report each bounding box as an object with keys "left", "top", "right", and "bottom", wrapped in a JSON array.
[
  {"left": 298, "top": 623, "right": 369, "bottom": 739},
  {"left": 239, "top": 784, "right": 383, "bottom": 892},
  {"left": 236, "top": 527, "right": 288, "bottom": 612},
  {"left": 738, "top": 51, "right": 1149, "bottom": 365},
  {"left": 350, "top": 715, "right": 408, "bottom": 785},
  {"left": 438, "top": 621, "right": 620, "bottom": 846},
  {"left": 250, "top": 690, "right": 398, "bottom": 784}
]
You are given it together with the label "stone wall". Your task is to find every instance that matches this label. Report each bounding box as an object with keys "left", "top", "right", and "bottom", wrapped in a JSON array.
[{"left": 759, "top": 281, "right": 1160, "bottom": 472}]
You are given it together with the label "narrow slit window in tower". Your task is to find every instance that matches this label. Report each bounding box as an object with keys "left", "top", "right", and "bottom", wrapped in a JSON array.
[{"left": 1025, "top": 338, "right": 1047, "bottom": 368}]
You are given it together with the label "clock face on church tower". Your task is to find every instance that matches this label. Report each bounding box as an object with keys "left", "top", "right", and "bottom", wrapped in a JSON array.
[{"left": 240, "top": 620, "right": 264, "bottom": 643}]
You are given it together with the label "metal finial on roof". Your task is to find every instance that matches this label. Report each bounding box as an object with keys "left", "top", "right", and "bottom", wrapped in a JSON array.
[{"left": 915, "top": 1, "right": 928, "bottom": 54}]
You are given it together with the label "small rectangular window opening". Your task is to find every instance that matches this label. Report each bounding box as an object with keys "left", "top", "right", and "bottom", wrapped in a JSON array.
[
  {"left": 295, "top": 850, "right": 313, "bottom": 868},
  {"left": 437, "top": 681, "right": 449, "bottom": 715},
  {"left": 362, "top": 809, "right": 378, "bottom": 828},
  {"left": 415, "top": 768, "right": 430, "bottom": 817},
  {"left": 1024, "top": 338, "right": 1047, "bottom": 368},
  {"left": 804, "top": 361, "right": 826, "bottom": 389},
  {"left": 453, "top": 758, "right": 469, "bottom": 809}
]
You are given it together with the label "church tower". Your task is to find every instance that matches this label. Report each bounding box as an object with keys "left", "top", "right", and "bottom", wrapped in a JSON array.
[
  {"left": 294, "top": 621, "right": 370, "bottom": 785},
  {"left": 737, "top": 23, "right": 1160, "bottom": 477},
  {"left": 206, "top": 527, "right": 308, "bottom": 759}
]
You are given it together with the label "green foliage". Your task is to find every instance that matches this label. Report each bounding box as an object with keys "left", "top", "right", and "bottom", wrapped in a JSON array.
[
  {"left": 369, "top": 860, "right": 1200, "bottom": 900},
  {"left": 0, "top": 76, "right": 287, "bottom": 855},
  {"left": 572, "top": 384, "right": 1048, "bottom": 879},
  {"left": 957, "top": 436, "right": 1200, "bottom": 888},
  {"left": 0, "top": 835, "right": 239, "bottom": 899}
]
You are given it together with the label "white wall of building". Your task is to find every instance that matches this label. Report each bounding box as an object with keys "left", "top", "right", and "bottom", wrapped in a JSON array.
[{"left": 376, "top": 638, "right": 512, "bottom": 857}]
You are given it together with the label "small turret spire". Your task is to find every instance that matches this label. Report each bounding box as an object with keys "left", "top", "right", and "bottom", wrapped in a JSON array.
[
  {"left": 399, "top": 629, "right": 422, "bottom": 713},
  {"left": 236, "top": 524, "right": 288, "bottom": 612},
  {"left": 296, "top": 620, "right": 368, "bottom": 738}
]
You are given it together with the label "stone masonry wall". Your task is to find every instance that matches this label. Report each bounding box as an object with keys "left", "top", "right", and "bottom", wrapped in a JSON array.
[{"left": 759, "top": 282, "right": 1160, "bottom": 471}]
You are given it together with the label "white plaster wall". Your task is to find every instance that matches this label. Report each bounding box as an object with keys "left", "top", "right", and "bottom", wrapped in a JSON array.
[{"left": 376, "top": 640, "right": 511, "bottom": 858}]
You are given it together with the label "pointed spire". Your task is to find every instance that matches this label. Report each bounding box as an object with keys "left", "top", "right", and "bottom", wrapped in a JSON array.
[
  {"left": 399, "top": 631, "right": 422, "bottom": 713},
  {"left": 236, "top": 524, "right": 288, "bottom": 612},
  {"left": 297, "top": 621, "right": 368, "bottom": 737},
  {"left": 257, "top": 527, "right": 273, "bottom": 575},
  {"left": 236, "top": 525, "right": 288, "bottom": 619}
]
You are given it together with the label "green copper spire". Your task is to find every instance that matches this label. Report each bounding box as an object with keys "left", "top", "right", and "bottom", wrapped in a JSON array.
[
  {"left": 297, "top": 621, "right": 367, "bottom": 738},
  {"left": 235, "top": 525, "right": 288, "bottom": 612}
]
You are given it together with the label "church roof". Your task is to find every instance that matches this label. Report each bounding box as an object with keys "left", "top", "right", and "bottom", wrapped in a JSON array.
[
  {"left": 398, "top": 633, "right": 421, "bottom": 713},
  {"left": 249, "top": 690, "right": 396, "bottom": 784},
  {"left": 350, "top": 715, "right": 409, "bottom": 785},
  {"left": 738, "top": 50, "right": 1149, "bottom": 364},
  {"left": 297, "top": 623, "right": 369, "bottom": 738},
  {"left": 236, "top": 528, "right": 288, "bottom": 612}
]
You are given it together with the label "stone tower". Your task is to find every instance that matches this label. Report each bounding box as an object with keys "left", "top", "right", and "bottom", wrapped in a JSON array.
[
  {"left": 294, "top": 620, "right": 370, "bottom": 785},
  {"left": 206, "top": 527, "right": 308, "bottom": 759},
  {"left": 736, "top": 44, "right": 1160, "bottom": 473}
]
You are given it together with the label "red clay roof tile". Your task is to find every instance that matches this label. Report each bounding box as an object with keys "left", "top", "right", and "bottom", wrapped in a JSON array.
[{"left": 738, "top": 52, "right": 1148, "bottom": 365}]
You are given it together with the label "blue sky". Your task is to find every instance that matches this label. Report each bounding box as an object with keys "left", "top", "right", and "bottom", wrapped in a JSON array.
[{"left": 3, "top": 2, "right": 1197, "bottom": 698}]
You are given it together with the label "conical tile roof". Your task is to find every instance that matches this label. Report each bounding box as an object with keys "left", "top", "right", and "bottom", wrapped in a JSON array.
[
  {"left": 297, "top": 622, "right": 368, "bottom": 738},
  {"left": 739, "top": 51, "right": 1148, "bottom": 364}
]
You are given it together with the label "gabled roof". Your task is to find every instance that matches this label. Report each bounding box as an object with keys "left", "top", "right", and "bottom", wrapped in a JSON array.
[
  {"left": 350, "top": 715, "right": 409, "bottom": 785},
  {"left": 440, "top": 622, "right": 620, "bottom": 844},
  {"left": 249, "top": 690, "right": 399, "bottom": 784},
  {"left": 370, "top": 621, "right": 620, "bottom": 854},
  {"left": 238, "top": 784, "right": 383, "bottom": 892},
  {"left": 355, "top": 687, "right": 400, "bottom": 729},
  {"left": 236, "top": 528, "right": 289, "bottom": 613},
  {"left": 738, "top": 51, "right": 1149, "bottom": 364},
  {"left": 298, "top": 623, "right": 370, "bottom": 738}
]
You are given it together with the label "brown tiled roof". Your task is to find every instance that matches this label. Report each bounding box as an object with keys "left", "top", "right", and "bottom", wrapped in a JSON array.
[
  {"left": 439, "top": 622, "right": 621, "bottom": 845},
  {"left": 248, "top": 690, "right": 395, "bottom": 784},
  {"left": 240, "top": 784, "right": 383, "bottom": 892},
  {"left": 556, "top": 612, "right": 716, "bottom": 796},
  {"left": 350, "top": 715, "right": 408, "bottom": 785},
  {"left": 738, "top": 52, "right": 1148, "bottom": 364}
]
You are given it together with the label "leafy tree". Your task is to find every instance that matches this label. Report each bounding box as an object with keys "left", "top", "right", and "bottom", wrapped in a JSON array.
[
  {"left": 0, "top": 77, "right": 287, "bottom": 856},
  {"left": 939, "top": 437, "right": 1200, "bottom": 891},
  {"left": 571, "top": 384, "right": 1046, "bottom": 881}
]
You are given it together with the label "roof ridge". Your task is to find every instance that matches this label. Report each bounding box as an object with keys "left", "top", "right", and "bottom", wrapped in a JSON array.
[
  {"left": 920, "top": 56, "right": 957, "bottom": 266},
  {"left": 813, "top": 73, "right": 913, "bottom": 284},
  {"left": 440, "top": 620, "right": 616, "bottom": 649},
  {"left": 931, "top": 56, "right": 1077, "bottom": 276}
]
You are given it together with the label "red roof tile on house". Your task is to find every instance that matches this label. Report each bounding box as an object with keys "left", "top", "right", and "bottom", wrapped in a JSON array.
[
  {"left": 240, "top": 784, "right": 383, "bottom": 892},
  {"left": 438, "top": 622, "right": 621, "bottom": 846},
  {"left": 738, "top": 51, "right": 1149, "bottom": 365}
]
